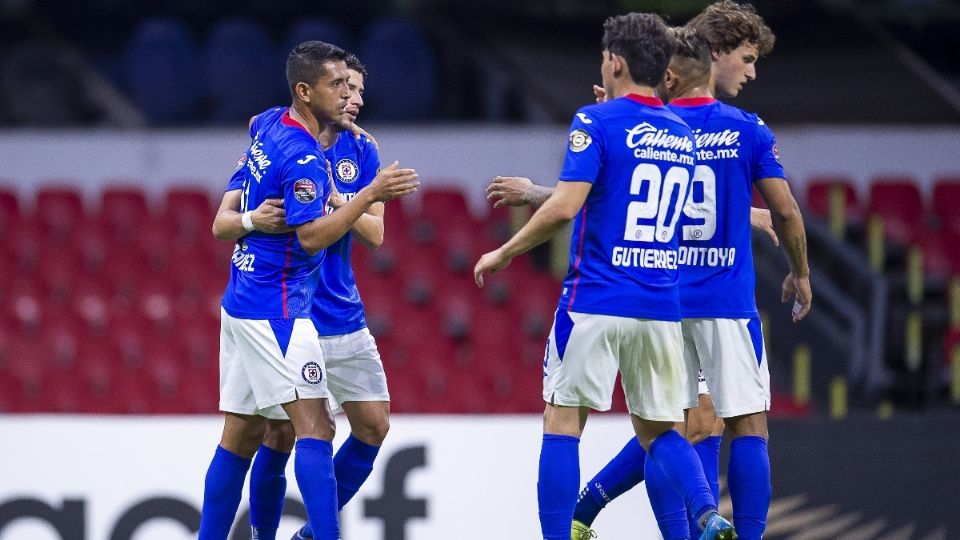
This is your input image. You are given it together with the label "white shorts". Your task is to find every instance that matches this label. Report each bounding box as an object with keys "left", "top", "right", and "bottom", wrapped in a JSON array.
[
  {"left": 219, "top": 308, "right": 332, "bottom": 420},
  {"left": 682, "top": 317, "right": 770, "bottom": 418},
  {"left": 542, "top": 310, "right": 694, "bottom": 422},
  {"left": 321, "top": 327, "right": 390, "bottom": 413}
]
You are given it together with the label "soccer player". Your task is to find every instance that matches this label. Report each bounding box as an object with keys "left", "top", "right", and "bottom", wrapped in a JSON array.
[
  {"left": 571, "top": 12, "right": 804, "bottom": 540},
  {"left": 241, "top": 54, "right": 395, "bottom": 540},
  {"left": 474, "top": 13, "right": 734, "bottom": 540},
  {"left": 199, "top": 41, "right": 418, "bottom": 540}
]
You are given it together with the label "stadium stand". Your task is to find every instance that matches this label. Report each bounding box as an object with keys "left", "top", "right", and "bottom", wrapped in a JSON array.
[{"left": 123, "top": 18, "right": 199, "bottom": 125}]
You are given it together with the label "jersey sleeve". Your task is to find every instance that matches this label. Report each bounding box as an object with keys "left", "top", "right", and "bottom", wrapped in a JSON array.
[
  {"left": 558, "top": 109, "right": 605, "bottom": 184},
  {"left": 752, "top": 118, "right": 786, "bottom": 181},
  {"left": 279, "top": 149, "right": 330, "bottom": 226},
  {"left": 225, "top": 155, "right": 247, "bottom": 191},
  {"left": 356, "top": 136, "right": 381, "bottom": 190}
]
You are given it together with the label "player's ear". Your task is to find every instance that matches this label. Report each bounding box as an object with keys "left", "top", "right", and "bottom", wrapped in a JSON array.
[
  {"left": 611, "top": 53, "right": 624, "bottom": 78},
  {"left": 710, "top": 48, "right": 722, "bottom": 62},
  {"left": 294, "top": 81, "right": 312, "bottom": 104}
]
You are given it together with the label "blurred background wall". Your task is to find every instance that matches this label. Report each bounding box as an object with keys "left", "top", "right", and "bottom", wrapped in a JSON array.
[{"left": 1, "top": 0, "right": 959, "bottom": 538}]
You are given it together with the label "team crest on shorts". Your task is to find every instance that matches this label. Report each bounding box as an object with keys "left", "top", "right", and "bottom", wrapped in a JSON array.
[
  {"left": 293, "top": 178, "right": 318, "bottom": 203},
  {"left": 569, "top": 129, "right": 592, "bottom": 152},
  {"left": 302, "top": 362, "right": 323, "bottom": 384},
  {"left": 335, "top": 159, "right": 359, "bottom": 183}
]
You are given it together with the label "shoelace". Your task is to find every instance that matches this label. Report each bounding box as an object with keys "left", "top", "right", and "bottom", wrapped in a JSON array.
[{"left": 575, "top": 528, "right": 598, "bottom": 540}]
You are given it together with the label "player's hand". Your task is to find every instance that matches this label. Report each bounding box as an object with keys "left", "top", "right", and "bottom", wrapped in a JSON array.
[
  {"left": 750, "top": 207, "right": 779, "bottom": 246},
  {"left": 328, "top": 187, "right": 346, "bottom": 210},
  {"left": 366, "top": 160, "right": 419, "bottom": 202},
  {"left": 486, "top": 176, "right": 534, "bottom": 208},
  {"left": 474, "top": 248, "right": 511, "bottom": 288},
  {"left": 350, "top": 123, "right": 380, "bottom": 150},
  {"left": 251, "top": 198, "right": 292, "bottom": 234},
  {"left": 592, "top": 84, "right": 607, "bottom": 104},
  {"left": 781, "top": 272, "right": 812, "bottom": 322}
]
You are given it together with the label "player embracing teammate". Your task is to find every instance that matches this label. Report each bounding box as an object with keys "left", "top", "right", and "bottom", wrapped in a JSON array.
[{"left": 482, "top": 2, "right": 810, "bottom": 540}]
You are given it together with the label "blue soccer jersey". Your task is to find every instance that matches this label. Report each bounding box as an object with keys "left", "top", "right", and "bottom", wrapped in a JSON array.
[
  {"left": 221, "top": 106, "right": 331, "bottom": 320},
  {"left": 557, "top": 94, "right": 697, "bottom": 321},
  {"left": 310, "top": 132, "right": 381, "bottom": 335},
  {"left": 669, "top": 97, "right": 786, "bottom": 318}
]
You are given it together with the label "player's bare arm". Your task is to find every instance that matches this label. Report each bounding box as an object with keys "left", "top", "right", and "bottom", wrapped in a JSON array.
[
  {"left": 297, "top": 160, "right": 417, "bottom": 255},
  {"left": 486, "top": 176, "right": 555, "bottom": 209},
  {"left": 327, "top": 186, "right": 385, "bottom": 249},
  {"left": 475, "top": 180, "right": 591, "bottom": 287},
  {"left": 755, "top": 177, "right": 811, "bottom": 322},
  {"left": 750, "top": 207, "right": 779, "bottom": 246},
  {"left": 212, "top": 190, "right": 292, "bottom": 240}
]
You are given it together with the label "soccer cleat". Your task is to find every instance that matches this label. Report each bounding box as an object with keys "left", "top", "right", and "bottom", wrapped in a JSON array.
[
  {"left": 698, "top": 512, "right": 737, "bottom": 540},
  {"left": 290, "top": 526, "right": 312, "bottom": 540},
  {"left": 571, "top": 519, "right": 597, "bottom": 540}
]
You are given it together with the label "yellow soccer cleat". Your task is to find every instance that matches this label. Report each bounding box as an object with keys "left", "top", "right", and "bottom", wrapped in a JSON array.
[{"left": 571, "top": 520, "right": 597, "bottom": 540}]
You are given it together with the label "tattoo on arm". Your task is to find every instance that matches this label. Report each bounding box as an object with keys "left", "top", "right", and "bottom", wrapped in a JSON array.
[
  {"left": 787, "top": 234, "right": 809, "bottom": 276},
  {"left": 527, "top": 185, "right": 554, "bottom": 208}
]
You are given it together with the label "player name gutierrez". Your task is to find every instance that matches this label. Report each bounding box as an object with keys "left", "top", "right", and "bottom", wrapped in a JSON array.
[
  {"left": 677, "top": 246, "right": 736, "bottom": 268},
  {"left": 611, "top": 246, "right": 679, "bottom": 269}
]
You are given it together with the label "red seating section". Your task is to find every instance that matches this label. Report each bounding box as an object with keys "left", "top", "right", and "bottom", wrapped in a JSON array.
[
  {"left": 7, "top": 177, "right": 959, "bottom": 415},
  {"left": 867, "top": 178, "right": 925, "bottom": 244},
  {"left": 0, "top": 183, "right": 565, "bottom": 414},
  {"left": 804, "top": 176, "right": 863, "bottom": 224}
]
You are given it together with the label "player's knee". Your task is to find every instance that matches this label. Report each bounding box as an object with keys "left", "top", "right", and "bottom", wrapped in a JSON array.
[
  {"left": 263, "top": 420, "right": 296, "bottom": 452},
  {"left": 684, "top": 422, "right": 712, "bottom": 445},
  {"left": 724, "top": 411, "right": 767, "bottom": 438},
  {"left": 353, "top": 417, "right": 389, "bottom": 446}
]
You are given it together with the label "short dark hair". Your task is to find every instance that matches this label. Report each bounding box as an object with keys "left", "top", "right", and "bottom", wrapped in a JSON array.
[
  {"left": 669, "top": 27, "right": 712, "bottom": 88},
  {"left": 686, "top": 1, "right": 775, "bottom": 56},
  {"left": 344, "top": 53, "right": 368, "bottom": 81},
  {"left": 285, "top": 40, "right": 349, "bottom": 93},
  {"left": 602, "top": 13, "right": 676, "bottom": 88}
]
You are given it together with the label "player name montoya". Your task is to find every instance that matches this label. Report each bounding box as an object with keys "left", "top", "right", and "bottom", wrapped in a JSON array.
[
  {"left": 625, "top": 122, "right": 695, "bottom": 166},
  {"left": 678, "top": 246, "right": 736, "bottom": 268}
]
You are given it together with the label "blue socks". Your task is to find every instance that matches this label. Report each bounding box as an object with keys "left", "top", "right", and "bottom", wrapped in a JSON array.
[
  {"left": 538, "top": 434, "right": 580, "bottom": 540},
  {"left": 294, "top": 438, "right": 340, "bottom": 540},
  {"left": 728, "top": 436, "right": 770, "bottom": 540},
  {"left": 573, "top": 437, "right": 646, "bottom": 526},
  {"left": 199, "top": 446, "right": 251, "bottom": 540},
  {"left": 645, "top": 452, "right": 690, "bottom": 540},
  {"left": 299, "top": 435, "right": 382, "bottom": 538},
  {"left": 688, "top": 435, "right": 722, "bottom": 535},
  {"left": 334, "top": 434, "right": 381, "bottom": 510},
  {"left": 249, "top": 444, "right": 291, "bottom": 540},
  {"left": 695, "top": 436, "right": 722, "bottom": 504},
  {"left": 647, "top": 430, "right": 716, "bottom": 526}
]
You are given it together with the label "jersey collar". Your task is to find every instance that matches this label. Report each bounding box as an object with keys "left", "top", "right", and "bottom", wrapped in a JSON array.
[
  {"left": 669, "top": 97, "right": 717, "bottom": 107},
  {"left": 625, "top": 94, "right": 664, "bottom": 107},
  {"left": 281, "top": 108, "right": 311, "bottom": 134}
]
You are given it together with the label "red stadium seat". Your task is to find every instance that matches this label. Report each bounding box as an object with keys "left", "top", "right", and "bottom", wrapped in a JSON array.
[
  {"left": 418, "top": 186, "right": 471, "bottom": 224},
  {"left": 933, "top": 178, "right": 960, "bottom": 237},
  {"left": 867, "top": 178, "right": 926, "bottom": 244},
  {"left": 915, "top": 230, "right": 960, "bottom": 279},
  {"left": 163, "top": 187, "right": 214, "bottom": 241},
  {"left": 0, "top": 187, "right": 21, "bottom": 238},
  {"left": 805, "top": 177, "right": 863, "bottom": 223},
  {"left": 35, "top": 186, "right": 85, "bottom": 241},
  {"left": 99, "top": 185, "right": 149, "bottom": 241}
]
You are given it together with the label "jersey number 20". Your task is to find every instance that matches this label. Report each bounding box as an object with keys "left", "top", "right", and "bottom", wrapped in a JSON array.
[{"left": 624, "top": 163, "right": 690, "bottom": 243}]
